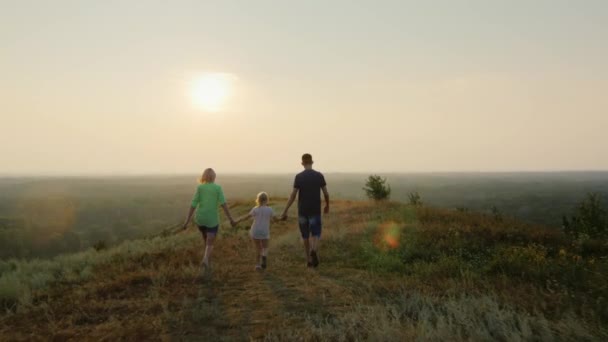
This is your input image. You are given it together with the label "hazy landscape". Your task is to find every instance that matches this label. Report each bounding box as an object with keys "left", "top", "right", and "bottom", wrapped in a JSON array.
[
  {"left": 1, "top": 172, "right": 607, "bottom": 259},
  {"left": 3, "top": 0, "right": 608, "bottom": 340},
  {"left": 1, "top": 175, "right": 607, "bottom": 339}
]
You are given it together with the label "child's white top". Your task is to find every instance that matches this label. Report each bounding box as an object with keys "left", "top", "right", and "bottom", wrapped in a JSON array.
[{"left": 250, "top": 206, "right": 273, "bottom": 239}]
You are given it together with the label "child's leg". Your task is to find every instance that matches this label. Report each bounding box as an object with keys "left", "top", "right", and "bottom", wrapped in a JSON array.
[
  {"left": 261, "top": 239, "right": 269, "bottom": 257},
  {"left": 260, "top": 239, "right": 269, "bottom": 269},
  {"left": 252, "top": 238, "right": 261, "bottom": 265}
]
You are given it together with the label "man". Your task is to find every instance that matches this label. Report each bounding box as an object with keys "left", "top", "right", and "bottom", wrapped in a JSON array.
[{"left": 280, "top": 153, "right": 330, "bottom": 268}]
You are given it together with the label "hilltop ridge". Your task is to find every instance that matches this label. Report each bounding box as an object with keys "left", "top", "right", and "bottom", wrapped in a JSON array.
[{"left": 1, "top": 200, "right": 606, "bottom": 341}]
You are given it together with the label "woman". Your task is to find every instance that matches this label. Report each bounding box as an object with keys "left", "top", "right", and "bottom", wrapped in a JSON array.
[{"left": 183, "top": 168, "right": 236, "bottom": 275}]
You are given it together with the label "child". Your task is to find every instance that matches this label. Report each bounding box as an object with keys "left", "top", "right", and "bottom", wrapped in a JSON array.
[
  {"left": 182, "top": 168, "right": 236, "bottom": 275},
  {"left": 235, "top": 192, "right": 274, "bottom": 270}
]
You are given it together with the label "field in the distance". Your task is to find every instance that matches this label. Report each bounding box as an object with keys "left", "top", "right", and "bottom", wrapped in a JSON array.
[
  {"left": 1, "top": 172, "right": 608, "bottom": 259},
  {"left": 1, "top": 199, "right": 607, "bottom": 340}
]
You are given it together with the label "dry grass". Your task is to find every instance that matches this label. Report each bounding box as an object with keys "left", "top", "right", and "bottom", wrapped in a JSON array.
[{"left": 0, "top": 200, "right": 606, "bottom": 341}]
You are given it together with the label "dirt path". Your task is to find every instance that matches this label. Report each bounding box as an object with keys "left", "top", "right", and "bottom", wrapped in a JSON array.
[
  {"left": 0, "top": 202, "right": 382, "bottom": 341},
  {"left": 171, "top": 211, "right": 373, "bottom": 341}
]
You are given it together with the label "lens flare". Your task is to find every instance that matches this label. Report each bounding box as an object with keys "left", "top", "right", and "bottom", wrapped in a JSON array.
[
  {"left": 16, "top": 186, "right": 76, "bottom": 246},
  {"left": 375, "top": 221, "right": 402, "bottom": 250}
]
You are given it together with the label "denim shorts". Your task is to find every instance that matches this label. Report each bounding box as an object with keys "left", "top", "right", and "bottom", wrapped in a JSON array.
[
  {"left": 197, "top": 225, "right": 219, "bottom": 235},
  {"left": 298, "top": 215, "right": 322, "bottom": 239}
]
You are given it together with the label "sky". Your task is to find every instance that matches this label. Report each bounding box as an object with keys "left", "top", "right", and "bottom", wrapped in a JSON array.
[{"left": 1, "top": 0, "right": 607, "bottom": 175}]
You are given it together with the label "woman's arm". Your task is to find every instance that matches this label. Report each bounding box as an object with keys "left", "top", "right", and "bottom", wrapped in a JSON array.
[
  {"left": 182, "top": 206, "right": 195, "bottom": 230},
  {"left": 221, "top": 203, "right": 236, "bottom": 227}
]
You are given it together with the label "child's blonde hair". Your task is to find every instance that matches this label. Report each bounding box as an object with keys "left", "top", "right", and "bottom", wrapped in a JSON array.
[
  {"left": 199, "top": 168, "right": 216, "bottom": 184},
  {"left": 256, "top": 192, "right": 269, "bottom": 207}
]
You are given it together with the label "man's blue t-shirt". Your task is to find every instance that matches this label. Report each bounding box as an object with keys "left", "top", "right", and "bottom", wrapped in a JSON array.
[{"left": 294, "top": 169, "right": 326, "bottom": 216}]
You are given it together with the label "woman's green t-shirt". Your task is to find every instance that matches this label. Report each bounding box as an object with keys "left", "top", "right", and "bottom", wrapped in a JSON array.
[{"left": 190, "top": 183, "right": 226, "bottom": 227}]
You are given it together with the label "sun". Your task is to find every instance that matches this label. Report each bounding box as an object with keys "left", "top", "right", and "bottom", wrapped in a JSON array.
[{"left": 190, "top": 72, "right": 234, "bottom": 112}]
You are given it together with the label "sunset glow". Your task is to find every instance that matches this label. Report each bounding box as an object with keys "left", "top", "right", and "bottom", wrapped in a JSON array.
[{"left": 190, "top": 73, "right": 234, "bottom": 112}]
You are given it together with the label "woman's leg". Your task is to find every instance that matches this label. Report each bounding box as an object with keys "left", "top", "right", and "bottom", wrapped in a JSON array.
[
  {"left": 202, "top": 233, "right": 216, "bottom": 267},
  {"left": 197, "top": 225, "right": 207, "bottom": 244}
]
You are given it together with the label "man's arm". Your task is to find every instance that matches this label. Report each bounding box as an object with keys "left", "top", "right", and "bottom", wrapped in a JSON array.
[
  {"left": 322, "top": 186, "right": 330, "bottom": 214},
  {"left": 281, "top": 188, "right": 298, "bottom": 220}
]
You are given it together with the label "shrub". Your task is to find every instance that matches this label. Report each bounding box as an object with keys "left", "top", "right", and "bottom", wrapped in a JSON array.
[
  {"left": 563, "top": 193, "right": 608, "bottom": 239},
  {"left": 0, "top": 273, "right": 20, "bottom": 310},
  {"left": 491, "top": 205, "right": 503, "bottom": 222},
  {"left": 363, "top": 175, "right": 391, "bottom": 201},
  {"left": 408, "top": 192, "right": 422, "bottom": 206},
  {"left": 93, "top": 240, "right": 108, "bottom": 251}
]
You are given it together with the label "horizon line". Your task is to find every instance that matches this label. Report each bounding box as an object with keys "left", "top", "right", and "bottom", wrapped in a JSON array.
[{"left": 2, "top": 169, "right": 608, "bottom": 178}]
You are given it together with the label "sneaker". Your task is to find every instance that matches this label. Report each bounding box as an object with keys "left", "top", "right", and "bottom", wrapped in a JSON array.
[
  {"left": 307, "top": 262, "right": 313, "bottom": 268},
  {"left": 255, "top": 264, "right": 262, "bottom": 271},
  {"left": 261, "top": 256, "right": 267, "bottom": 269},
  {"left": 310, "top": 250, "right": 319, "bottom": 268}
]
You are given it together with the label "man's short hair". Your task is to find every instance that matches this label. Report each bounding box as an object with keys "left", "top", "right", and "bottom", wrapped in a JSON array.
[{"left": 302, "top": 153, "right": 313, "bottom": 164}]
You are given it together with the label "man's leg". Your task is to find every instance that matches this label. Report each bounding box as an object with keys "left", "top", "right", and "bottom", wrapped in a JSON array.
[
  {"left": 309, "top": 215, "right": 322, "bottom": 267},
  {"left": 299, "top": 216, "right": 312, "bottom": 266},
  {"left": 303, "top": 238, "right": 311, "bottom": 264},
  {"left": 311, "top": 236, "right": 320, "bottom": 255}
]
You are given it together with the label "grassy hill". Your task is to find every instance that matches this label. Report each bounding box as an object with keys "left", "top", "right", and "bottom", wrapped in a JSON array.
[{"left": 1, "top": 200, "right": 606, "bottom": 341}]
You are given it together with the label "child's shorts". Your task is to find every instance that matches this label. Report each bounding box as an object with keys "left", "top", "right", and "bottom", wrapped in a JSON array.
[{"left": 250, "top": 228, "right": 270, "bottom": 240}]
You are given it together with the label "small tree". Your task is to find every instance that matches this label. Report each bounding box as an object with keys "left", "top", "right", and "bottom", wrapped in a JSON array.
[
  {"left": 563, "top": 193, "right": 608, "bottom": 239},
  {"left": 491, "top": 205, "right": 503, "bottom": 222},
  {"left": 93, "top": 240, "right": 108, "bottom": 251},
  {"left": 408, "top": 191, "right": 422, "bottom": 206},
  {"left": 363, "top": 175, "right": 391, "bottom": 201}
]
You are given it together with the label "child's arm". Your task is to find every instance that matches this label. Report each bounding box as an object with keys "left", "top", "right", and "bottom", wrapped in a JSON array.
[{"left": 234, "top": 214, "right": 252, "bottom": 225}]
